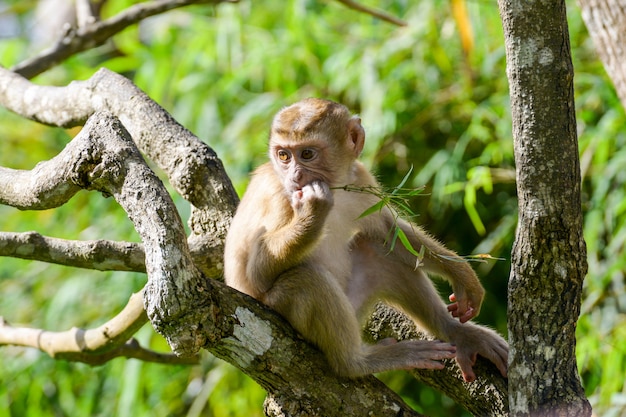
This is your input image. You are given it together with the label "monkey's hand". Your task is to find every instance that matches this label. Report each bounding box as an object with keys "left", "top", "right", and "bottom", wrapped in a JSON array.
[
  {"left": 449, "top": 323, "right": 508, "bottom": 383},
  {"left": 447, "top": 285, "right": 484, "bottom": 323},
  {"left": 291, "top": 181, "right": 334, "bottom": 215}
]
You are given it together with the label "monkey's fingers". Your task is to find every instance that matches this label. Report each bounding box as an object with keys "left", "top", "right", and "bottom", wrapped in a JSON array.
[
  {"left": 447, "top": 294, "right": 460, "bottom": 314},
  {"left": 421, "top": 342, "right": 457, "bottom": 362},
  {"left": 494, "top": 355, "right": 508, "bottom": 378},
  {"left": 447, "top": 293, "right": 477, "bottom": 323},
  {"left": 290, "top": 190, "right": 304, "bottom": 209},
  {"left": 401, "top": 341, "right": 456, "bottom": 371},
  {"left": 458, "top": 307, "right": 476, "bottom": 323},
  {"left": 484, "top": 339, "right": 509, "bottom": 379},
  {"left": 447, "top": 301, "right": 474, "bottom": 318},
  {"left": 448, "top": 293, "right": 468, "bottom": 313},
  {"left": 408, "top": 340, "right": 456, "bottom": 358},
  {"left": 455, "top": 351, "right": 478, "bottom": 383},
  {"left": 457, "top": 341, "right": 508, "bottom": 382},
  {"left": 429, "top": 341, "right": 457, "bottom": 355},
  {"left": 411, "top": 351, "right": 457, "bottom": 370}
]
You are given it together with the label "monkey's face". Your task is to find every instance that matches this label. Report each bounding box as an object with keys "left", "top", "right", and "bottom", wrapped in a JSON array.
[
  {"left": 270, "top": 141, "right": 334, "bottom": 194},
  {"left": 268, "top": 98, "right": 365, "bottom": 195}
]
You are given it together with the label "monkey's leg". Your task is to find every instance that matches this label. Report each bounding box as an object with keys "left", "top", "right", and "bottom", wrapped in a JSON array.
[
  {"left": 350, "top": 243, "right": 508, "bottom": 381},
  {"left": 262, "top": 264, "right": 455, "bottom": 377},
  {"left": 387, "top": 266, "right": 507, "bottom": 381}
]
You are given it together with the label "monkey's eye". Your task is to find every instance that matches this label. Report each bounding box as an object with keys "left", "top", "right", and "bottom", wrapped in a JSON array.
[
  {"left": 277, "top": 150, "right": 291, "bottom": 162},
  {"left": 300, "top": 149, "right": 317, "bottom": 161}
]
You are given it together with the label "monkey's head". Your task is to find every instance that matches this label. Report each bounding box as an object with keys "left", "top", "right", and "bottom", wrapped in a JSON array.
[{"left": 269, "top": 98, "right": 365, "bottom": 194}]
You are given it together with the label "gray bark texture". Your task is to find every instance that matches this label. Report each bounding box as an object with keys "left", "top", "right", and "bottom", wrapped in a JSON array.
[
  {"left": 498, "top": 1, "right": 592, "bottom": 416},
  {"left": 0, "top": 67, "right": 508, "bottom": 416},
  {"left": 579, "top": 0, "right": 626, "bottom": 110}
]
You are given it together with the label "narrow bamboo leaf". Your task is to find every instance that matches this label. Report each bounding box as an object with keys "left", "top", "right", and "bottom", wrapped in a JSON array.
[
  {"left": 392, "top": 165, "right": 414, "bottom": 195},
  {"left": 357, "top": 200, "right": 386, "bottom": 219},
  {"left": 388, "top": 225, "right": 400, "bottom": 252},
  {"left": 464, "top": 254, "right": 506, "bottom": 262},
  {"left": 393, "top": 201, "right": 415, "bottom": 216},
  {"left": 396, "top": 227, "right": 421, "bottom": 257},
  {"left": 405, "top": 186, "right": 425, "bottom": 197},
  {"left": 418, "top": 243, "right": 426, "bottom": 260}
]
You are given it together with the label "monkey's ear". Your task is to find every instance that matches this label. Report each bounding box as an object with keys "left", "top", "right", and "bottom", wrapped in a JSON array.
[{"left": 347, "top": 117, "right": 365, "bottom": 157}]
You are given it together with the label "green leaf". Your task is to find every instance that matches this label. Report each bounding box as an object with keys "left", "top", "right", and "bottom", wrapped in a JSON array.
[
  {"left": 357, "top": 199, "right": 387, "bottom": 219},
  {"left": 396, "top": 226, "right": 421, "bottom": 257},
  {"left": 391, "top": 165, "right": 414, "bottom": 195}
]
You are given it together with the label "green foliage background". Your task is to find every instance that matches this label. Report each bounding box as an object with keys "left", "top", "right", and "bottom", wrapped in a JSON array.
[{"left": 0, "top": 0, "right": 624, "bottom": 416}]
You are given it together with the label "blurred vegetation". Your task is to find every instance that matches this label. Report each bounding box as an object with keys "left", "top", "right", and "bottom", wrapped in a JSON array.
[{"left": 0, "top": 0, "right": 624, "bottom": 416}]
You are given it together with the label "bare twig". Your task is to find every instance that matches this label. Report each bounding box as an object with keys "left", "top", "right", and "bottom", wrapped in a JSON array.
[
  {"left": 12, "top": 0, "right": 236, "bottom": 79},
  {"left": 335, "top": 0, "right": 407, "bottom": 27},
  {"left": 1, "top": 291, "right": 140, "bottom": 355},
  {"left": 0, "top": 231, "right": 145, "bottom": 272},
  {"left": 56, "top": 338, "right": 199, "bottom": 365},
  {"left": 0, "top": 292, "right": 196, "bottom": 365}
]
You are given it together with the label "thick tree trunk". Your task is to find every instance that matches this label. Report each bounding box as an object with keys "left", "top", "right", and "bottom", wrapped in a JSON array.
[
  {"left": 579, "top": 0, "right": 626, "bottom": 110},
  {"left": 498, "top": 1, "right": 592, "bottom": 416}
]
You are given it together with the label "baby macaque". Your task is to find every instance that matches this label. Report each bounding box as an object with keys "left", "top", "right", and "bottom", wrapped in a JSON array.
[{"left": 224, "top": 98, "right": 508, "bottom": 382}]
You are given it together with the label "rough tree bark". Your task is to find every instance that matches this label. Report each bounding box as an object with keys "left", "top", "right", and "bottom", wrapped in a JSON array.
[
  {"left": 498, "top": 1, "right": 592, "bottom": 416},
  {"left": 579, "top": 0, "right": 626, "bottom": 110}
]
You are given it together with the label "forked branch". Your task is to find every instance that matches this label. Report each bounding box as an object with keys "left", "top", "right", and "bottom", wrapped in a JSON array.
[
  {"left": 0, "top": 65, "right": 238, "bottom": 279},
  {"left": 0, "top": 110, "right": 208, "bottom": 357}
]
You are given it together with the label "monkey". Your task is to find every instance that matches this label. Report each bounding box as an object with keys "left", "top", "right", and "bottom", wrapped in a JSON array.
[{"left": 224, "top": 98, "right": 508, "bottom": 382}]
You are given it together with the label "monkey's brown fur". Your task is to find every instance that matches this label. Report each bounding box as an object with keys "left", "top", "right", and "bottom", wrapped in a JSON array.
[{"left": 224, "top": 98, "right": 508, "bottom": 381}]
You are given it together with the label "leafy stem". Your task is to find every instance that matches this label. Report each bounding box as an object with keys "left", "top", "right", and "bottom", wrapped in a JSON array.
[
  {"left": 333, "top": 167, "right": 503, "bottom": 263},
  {"left": 333, "top": 167, "right": 426, "bottom": 259}
]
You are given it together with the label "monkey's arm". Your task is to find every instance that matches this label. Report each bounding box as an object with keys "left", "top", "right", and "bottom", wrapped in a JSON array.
[
  {"left": 383, "top": 213, "right": 485, "bottom": 321},
  {"left": 348, "top": 163, "right": 484, "bottom": 320},
  {"left": 231, "top": 169, "right": 333, "bottom": 296}
]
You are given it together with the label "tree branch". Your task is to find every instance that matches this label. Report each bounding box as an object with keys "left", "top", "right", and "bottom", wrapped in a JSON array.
[
  {"left": 0, "top": 66, "right": 239, "bottom": 279},
  {"left": 0, "top": 291, "right": 174, "bottom": 364},
  {"left": 184, "top": 279, "right": 426, "bottom": 417},
  {"left": 0, "top": 231, "right": 145, "bottom": 272},
  {"left": 11, "top": 0, "right": 237, "bottom": 79},
  {"left": 0, "top": 291, "right": 196, "bottom": 365},
  {"left": 0, "top": 109, "right": 208, "bottom": 357},
  {"left": 366, "top": 304, "right": 508, "bottom": 416},
  {"left": 335, "top": 0, "right": 407, "bottom": 26}
]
